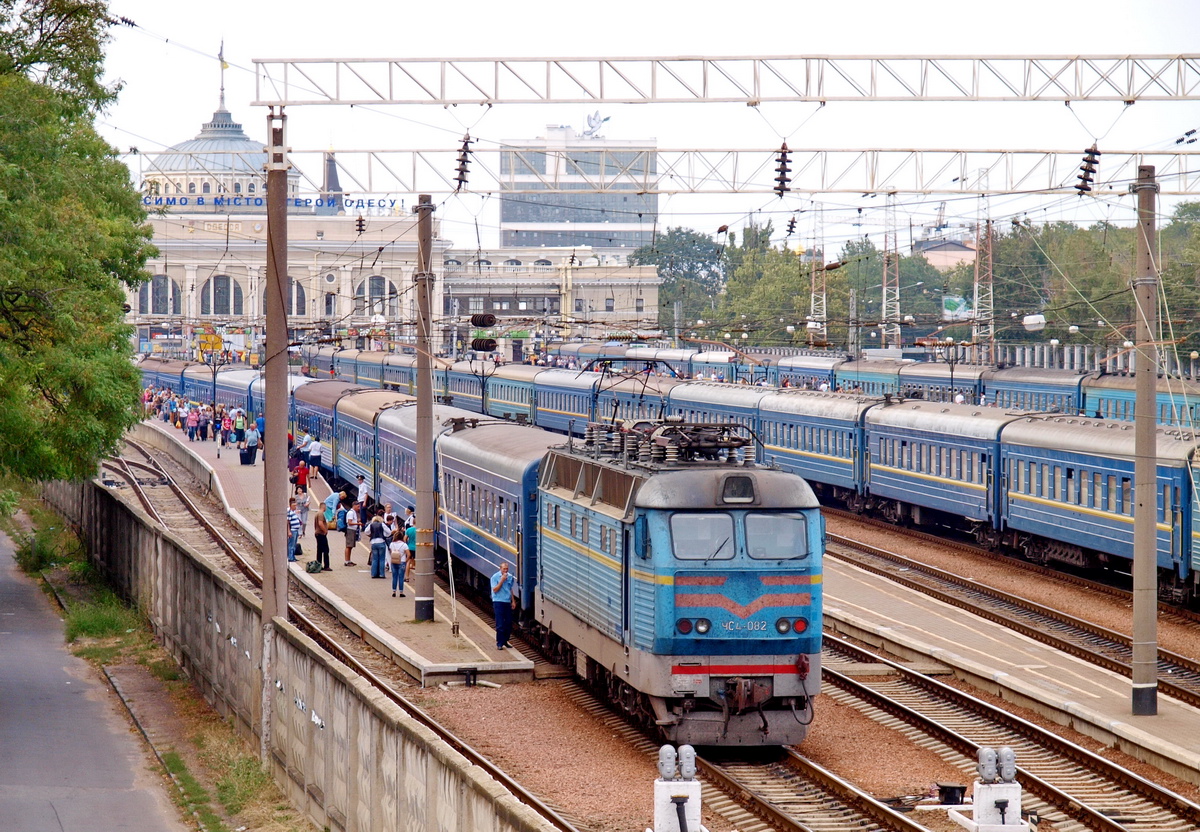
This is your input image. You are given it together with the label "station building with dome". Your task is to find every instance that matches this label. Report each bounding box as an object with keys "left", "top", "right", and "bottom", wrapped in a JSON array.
[{"left": 126, "top": 98, "right": 659, "bottom": 361}]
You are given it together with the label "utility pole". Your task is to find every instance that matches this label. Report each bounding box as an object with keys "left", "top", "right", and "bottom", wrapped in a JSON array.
[
  {"left": 412, "top": 194, "right": 437, "bottom": 622},
  {"left": 1131, "top": 165, "right": 1159, "bottom": 716},
  {"left": 260, "top": 107, "right": 291, "bottom": 761},
  {"left": 673, "top": 301, "right": 681, "bottom": 348},
  {"left": 848, "top": 289, "right": 859, "bottom": 357}
]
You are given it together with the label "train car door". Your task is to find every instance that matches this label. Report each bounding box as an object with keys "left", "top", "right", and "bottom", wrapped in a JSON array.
[{"left": 622, "top": 527, "right": 632, "bottom": 646}]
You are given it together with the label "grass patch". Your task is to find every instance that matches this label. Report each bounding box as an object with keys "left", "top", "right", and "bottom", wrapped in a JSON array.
[
  {"left": 147, "top": 656, "right": 182, "bottom": 682},
  {"left": 72, "top": 643, "right": 125, "bottom": 664},
  {"left": 63, "top": 591, "right": 142, "bottom": 643},
  {"left": 161, "top": 750, "right": 230, "bottom": 832},
  {"left": 216, "top": 754, "right": 272, "bottom": 815}
]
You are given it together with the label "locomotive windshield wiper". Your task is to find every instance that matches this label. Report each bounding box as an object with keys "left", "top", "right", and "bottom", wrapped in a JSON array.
[{"left": 708, "top": 537, "right": 730, "bottom": 561}]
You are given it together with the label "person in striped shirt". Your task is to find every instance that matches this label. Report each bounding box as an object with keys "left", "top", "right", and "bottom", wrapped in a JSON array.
[{"left": 287, "top": 497, "right": 302, "bottom": 563}]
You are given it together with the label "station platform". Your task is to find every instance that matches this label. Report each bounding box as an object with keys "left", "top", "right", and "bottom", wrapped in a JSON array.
[
  {"left": 824, "top": 557, "right": 1200, "bottom": 786},
  {"left": 134, "top": 420, "right": 534, "bottom": 686}
]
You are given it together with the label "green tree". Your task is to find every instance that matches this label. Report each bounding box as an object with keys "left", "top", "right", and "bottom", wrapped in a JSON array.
[
  {"left": 0, "top": 0, "right": 120, "bottom": 114},
  {"left": 0, "top": 4, "right": 154, "bottom": 480},
  {"left": 629, "top": 227, "right": 724, "bottom": 328}
]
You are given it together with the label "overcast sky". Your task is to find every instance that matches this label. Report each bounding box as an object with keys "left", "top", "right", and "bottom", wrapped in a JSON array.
[{"left": 99, "top": 0, "right": 1200, "bottom": 255}]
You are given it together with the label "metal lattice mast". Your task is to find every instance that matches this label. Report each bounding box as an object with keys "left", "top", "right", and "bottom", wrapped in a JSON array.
[
  {"left": 882, "top": 196, "right": 901, "bottom": 348},
  {"left": 973, "top": 219, "right": 995, "bottom": 363},
  {"left": 808, "top": 211, "right": 827, "bottom": 346}
]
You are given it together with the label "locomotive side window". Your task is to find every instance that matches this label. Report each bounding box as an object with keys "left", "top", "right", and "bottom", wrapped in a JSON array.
[
  {"left": 746, "top": 513, "right": 809, "bottom": 559},
  {"left": 670, "top": 513, "right": 734, "bottom": 560}
]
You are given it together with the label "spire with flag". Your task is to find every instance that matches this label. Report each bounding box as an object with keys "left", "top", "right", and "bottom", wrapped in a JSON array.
[{"left": 218, "top": 40, "right": 228, "bottom": 109}]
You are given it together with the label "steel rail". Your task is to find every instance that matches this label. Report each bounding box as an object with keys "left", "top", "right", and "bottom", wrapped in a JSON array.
[
  {"left": 825, "top": 530, "right": 1200, "bottom": 710},
  {"left": 115, "top": 442, "right": 579, "bottom": 832},
  {"left": 827, "top": 635, "right": 1200, "bottom": 829}
]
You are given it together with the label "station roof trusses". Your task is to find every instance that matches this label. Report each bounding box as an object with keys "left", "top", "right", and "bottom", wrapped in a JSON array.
[{"left": 252, "top": 55, "right": 1200, "bottom": 106}]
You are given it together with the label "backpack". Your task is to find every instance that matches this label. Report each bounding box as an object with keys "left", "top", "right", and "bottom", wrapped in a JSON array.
[
  {"left": 305, "top": 559, "right": 323, "bottom": 574},
  {"left": 336, "top": 508, "right": 347, "bottom": 532}
]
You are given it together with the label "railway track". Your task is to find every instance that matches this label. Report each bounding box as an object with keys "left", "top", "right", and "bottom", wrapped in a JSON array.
[
  {"left": 825, "top": 635, "right": 1200, "bottom": 831},
  {"left": 825, "top": 529, "right": 1200, "bottom": 710},
  {"left": 452, "top": 579, "right": 931, "bottom": 832},
  {"left": 104, "top": 440, "right": 579, "bottom": 832}
]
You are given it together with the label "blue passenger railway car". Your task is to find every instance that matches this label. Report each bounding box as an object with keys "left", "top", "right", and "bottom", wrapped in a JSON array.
[
  {"left": 981, "top": 366, "right": 1092, "bottom": 413},
  {"left": 1082, "top": 374, "right": 1200, "bottom": 426},
  {"left": 998, "top": 416, "right": 1200, "bottom": 591},
  {"left": 535, "top": 420, "right": 823, "bottom": 746}
]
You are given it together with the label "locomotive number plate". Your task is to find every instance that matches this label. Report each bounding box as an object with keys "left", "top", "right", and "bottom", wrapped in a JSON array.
[
  {"left": 722, "top": 621, "right": 768, "bottom": 632},
  {"left": 672, "top": 674, "right": 704, "bottom": 690}
]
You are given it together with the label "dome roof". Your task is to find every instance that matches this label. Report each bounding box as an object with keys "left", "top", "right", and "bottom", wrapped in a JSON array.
[{"left": 151, "top": 107, "right": 265, "bottom": 173}]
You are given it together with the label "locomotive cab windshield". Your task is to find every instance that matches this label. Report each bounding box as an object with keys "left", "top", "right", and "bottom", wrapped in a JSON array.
[{"left": 669, "top": 511, "right": 811, "bottom": 560}]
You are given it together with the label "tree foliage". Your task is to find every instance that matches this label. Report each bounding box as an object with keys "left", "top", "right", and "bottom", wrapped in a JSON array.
[
  {"left": 0, "top": 4, "right": 154, "bottom": 480},
  {"left": 682, "top": 202, "right": 1200, "bottom": 352},
  {"left": 629, "top": 227, "right": 725, "bottom": 328},
  {"left": 0, "top": 0, "right": 120, "bottom": 114}
]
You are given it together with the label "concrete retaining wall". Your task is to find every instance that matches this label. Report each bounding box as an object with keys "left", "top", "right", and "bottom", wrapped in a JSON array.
[{"left": 42, "top": 479, "right": 553, "bottom": 832}]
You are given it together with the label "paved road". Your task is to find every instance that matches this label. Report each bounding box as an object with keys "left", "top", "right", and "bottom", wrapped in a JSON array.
[{"left": 0, "top": 535, "right": 185, "bottom": 832}]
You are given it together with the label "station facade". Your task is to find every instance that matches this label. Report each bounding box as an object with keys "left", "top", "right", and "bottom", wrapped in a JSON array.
[{"left": 126, "top": 103, "right": 660, "bottom": 361}]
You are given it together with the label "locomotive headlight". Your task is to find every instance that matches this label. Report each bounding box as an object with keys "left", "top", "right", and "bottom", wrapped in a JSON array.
[
  {"left": 676, "top": 619, "right": 693, "bottom": 635},
  {"left": 775, "top": 618, "right": 791, "bottom": 634},
  {"left": 695, "top": 618, "right": 711, "bottom": 634},
  {"left": 793, "top": 618, "right": 808, "bottom": 633}
]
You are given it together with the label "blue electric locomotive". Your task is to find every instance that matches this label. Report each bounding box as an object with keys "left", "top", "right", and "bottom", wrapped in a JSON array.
[{"left": 535, "top": 420, "right": 823, "bottom": 746}]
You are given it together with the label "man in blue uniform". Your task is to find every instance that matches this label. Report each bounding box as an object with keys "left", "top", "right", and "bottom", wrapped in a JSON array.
[{"left": 490, "top": 562, "right": 516, "bottom": 650}]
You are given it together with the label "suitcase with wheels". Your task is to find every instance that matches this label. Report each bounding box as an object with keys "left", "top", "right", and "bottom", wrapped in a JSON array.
[{"left": 240, "top": 447, "right": 253, "bottom": 465}]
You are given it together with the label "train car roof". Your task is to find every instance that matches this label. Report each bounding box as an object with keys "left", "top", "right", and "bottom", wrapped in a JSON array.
[
  {"left": 383, "top": 353, "right": 418, "bottom": 368},
  {"left": 898, "top": 362, "right": 988, "bottom": 382},
  {"left": 181, "top": 362, "right": 222, "bottom": 380},
  {"left": 491, "top": 364, "right": 547, "bottom": 382},
  {"left": 214, "top": 369, "right": 261, "bottom": 387},
  {"left": 600, "top": 373, "right": 685, "bottom": 396},
  {"left": 634, "top": 466, "right": 819, "bottom": 510},
  {"left": 293, "top": 380, "right": 366, "bottom": 408},
  {"left": 759, "top": 390, "right": 881, "bottom": 420},
  {"left": 376, "top": 401, "right": 481, "bottom": 438},
  {"left": 139, "top": 358, "right": 197, "bottom": 374},
  {"left": 335, "top": 389, "right": 416, "bottom": 424},
  {"left": 837, "top": 358, "right": 915, "bottom": 374},
  {"left": 866, "top": 399, "right": 1023, "bottom": 439},
  {"left": 624, "top": 347, "right": 699, "bottom": 361},
  {"left": 690, "top": 351, "right": 740, "bottom": 366},
  {"left": 667, "top": 382, "right": 772, "bottom": 407},
  {"left": 249, "top": 374, "right": 314, "bottom": 398},
  {"left": 356, "top": 351, "right": 388, "bottom": 366},
  {"left": 332, "top": 349, "right": 364, "bottom": 362},
  {"left": 1084, "top": 373, "right": 1200, "bottom": 396},
  {"left": 438, "top": 420, "right": 562, "bottom": 481},
  {"left": 774, "top": 354, "right": 849, "bottom": 371},
  {"left": 535, "top": 369, "right": 601, "bottom": 392},
  {"left": 551, "top": 342, "right": 629, "bottom": 359},
  {"left": 982, "top": 366, "right": 1096, "bottom": 387},
  {"left": 1001, "top": 415, "right": 1200, "bottom": 462}
]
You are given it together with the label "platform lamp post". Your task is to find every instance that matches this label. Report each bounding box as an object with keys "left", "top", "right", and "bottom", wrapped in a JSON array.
[
  {"left": 204, "top": 349, "right": 234, "bottom": 456},
  {"left": 940, "top": 336, "right": 960, "bottom": 403}
]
